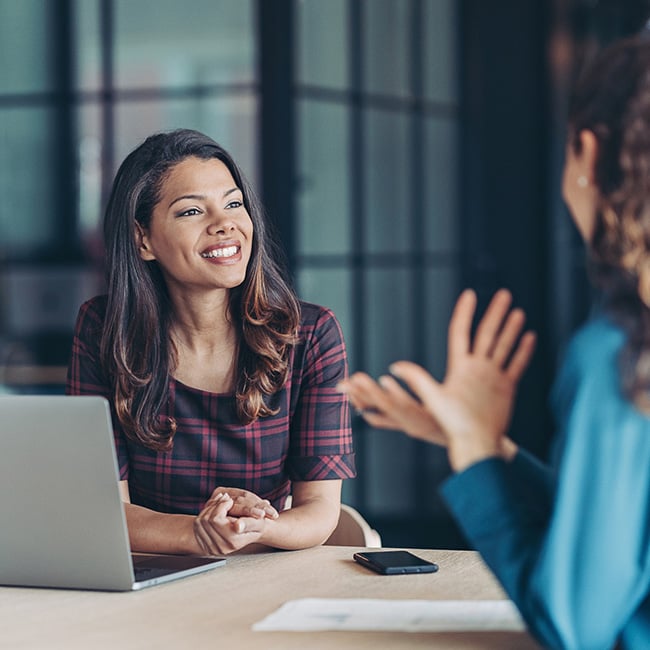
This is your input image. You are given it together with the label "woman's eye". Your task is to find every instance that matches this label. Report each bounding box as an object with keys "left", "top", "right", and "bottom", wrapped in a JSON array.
[
  {"left": 178, "top": 207, "right": 201, "bottom": 217},
  {"left": 226, "top": 200, "right": 243, "bottom": 209}
]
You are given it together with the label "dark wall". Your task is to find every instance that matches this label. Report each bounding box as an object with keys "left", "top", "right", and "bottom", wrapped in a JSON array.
[{"left": 459, "top": 0, "right": 554, "bottom": 460}]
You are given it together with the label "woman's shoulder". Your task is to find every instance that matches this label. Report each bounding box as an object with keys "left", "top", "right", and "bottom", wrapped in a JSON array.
[
  {"left": 298, "top": 300, "right": 341, "bottom": 331},
  {"left": 77, "top": 294, "right": 109, "bottom": 320},
  {"left": 74, "top": 295, "right": 109, "bottom": 335},
  {"left": 565, "top": 315, "right": 624, "bottom": 371},
  {"left": 296, "top": 301, "right": 346, "bottom": 353},
  {"left": 553, "top": 316, "right": 626, "bottom": 416}
]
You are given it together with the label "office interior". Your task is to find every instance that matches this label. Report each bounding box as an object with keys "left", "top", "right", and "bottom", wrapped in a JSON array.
[{"left": 1, "top": 0, "right": 648, "bottom": 549}]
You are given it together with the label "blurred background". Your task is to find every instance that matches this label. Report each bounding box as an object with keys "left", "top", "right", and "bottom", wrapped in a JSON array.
[{"left": 1, "top": 0, "right": 649, "bottom": 549}]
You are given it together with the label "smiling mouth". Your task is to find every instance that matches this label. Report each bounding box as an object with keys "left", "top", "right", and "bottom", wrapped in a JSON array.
[{"left": 201, "top": 245, "right": 239, "bottom": 259}]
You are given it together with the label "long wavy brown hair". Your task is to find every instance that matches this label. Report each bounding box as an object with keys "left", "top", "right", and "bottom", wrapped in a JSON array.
[
  {"left": 568, "top": 35, "right": 650, "bottom": 410},
  {"left": 101, "top": 129, "right": 300, "bottom": 450}
]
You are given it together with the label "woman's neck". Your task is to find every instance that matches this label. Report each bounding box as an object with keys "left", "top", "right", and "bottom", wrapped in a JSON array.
[
  {"left": 168, "top": 289, "right": 236, "bottom": 353},
  {"left": 167, "top": 289, "right": 241, "bottom": 394}
]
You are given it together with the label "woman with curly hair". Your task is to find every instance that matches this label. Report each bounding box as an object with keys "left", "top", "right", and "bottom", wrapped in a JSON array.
[
  {"left": 339, "top": 35, "right": 650, "bottom": 648},
  {"left": 67, "top": 129, "right": 355, "bottom": 556}
]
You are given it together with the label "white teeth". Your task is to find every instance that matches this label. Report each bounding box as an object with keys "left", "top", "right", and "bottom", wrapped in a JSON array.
[{"left": 202, "top": 246, "right": 238, "bottom": 259}]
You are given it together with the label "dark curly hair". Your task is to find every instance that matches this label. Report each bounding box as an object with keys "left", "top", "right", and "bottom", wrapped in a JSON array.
[
  {"left": 569, "top": 35, "right": 650, "bottom": 410},
  {"left": 101, "top": 129, "right": 300, "bottom": 450}
]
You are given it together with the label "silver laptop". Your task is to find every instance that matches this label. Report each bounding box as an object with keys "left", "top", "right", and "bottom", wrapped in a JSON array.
[{"left": 0, "top": 395, "right": 225, "bottom": 591}]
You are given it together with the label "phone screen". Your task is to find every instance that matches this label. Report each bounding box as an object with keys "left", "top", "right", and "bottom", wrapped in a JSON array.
[{"left": 353, "top": 550, "right": 439, "bottom": 575}]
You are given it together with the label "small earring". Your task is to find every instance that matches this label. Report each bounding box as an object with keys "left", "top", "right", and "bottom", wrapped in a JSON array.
[{"left": 577, "top": 175, "right": 589, "bottom": 188}]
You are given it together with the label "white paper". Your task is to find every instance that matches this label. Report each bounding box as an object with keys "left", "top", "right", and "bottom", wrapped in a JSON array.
[{"left": 252, "top": 598, "right": 526, "bottom": 632}]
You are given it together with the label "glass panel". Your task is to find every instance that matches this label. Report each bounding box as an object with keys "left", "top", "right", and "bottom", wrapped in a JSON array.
[
  {"left": 423, "top": 0, "right": 458, "bottom": 103},
  {"left": 423, "top": 266, "right": 459, "bottom": 379},
  {"left": 365, "top": 108, "right": 411, "bottom": 253},
  {"left": 296, "top": 0, "right": 348, "bottom": 89},
  {"left": 420, "top": 266, "right": 459, "bottom": 514},
  {"left": 363, "top": 0, "right": 410, "bottom": 97},
  {"left": 296, "top": 100, "right": 351, "bottom": 255},
  {"left": 0, "top": 108, "right": 57, "bottom": 255},
  {"left": 420, "top": 443, "right": 453, "bottom": 515},
  {"left": 423, "top": 116, "right": 458, "bottom": 253},
  {"left": 77, "top": 104, "right": 103, "bottom": 252},
  {"left": 365, "top": 267, "right": 414, "bottom": 377},
  {"left": 0, "top": 0, "right": 56, "bottom": 93},
  {"left": 366, "top": 428, "right": 418, "bottom": 514},
  {"left": 2, "top": 266, "right": 103, "bottom": 338},
  {"left": 296, "top": 267, "right": 353, "bottom": 370},
  {"left": 73, "top": 0, "right": 102, "bottom": 92},
  {"left": 114, "top": 94, "right": 259, "bottom": 186},
  {"left": 114, "top": 0, "right": 255, "bottom": 89},
  {"left": 364, "top": 266, "right": 417, "bottom": 514}
]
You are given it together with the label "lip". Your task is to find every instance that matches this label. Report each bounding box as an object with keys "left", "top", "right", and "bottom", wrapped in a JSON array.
[{"left": 200, "top": 240, "right": 243, "bottom": 265}]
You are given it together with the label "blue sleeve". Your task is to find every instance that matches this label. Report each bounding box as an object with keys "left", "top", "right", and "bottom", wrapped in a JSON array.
[
  {"left": 510, "top": 447, "right": 555, "bottom": 520},
  {"left": 441, "top": 319, "right": 650, "bottom": 649}
]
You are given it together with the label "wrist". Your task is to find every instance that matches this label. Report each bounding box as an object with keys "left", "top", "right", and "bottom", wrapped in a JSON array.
[
  {"left": 500, "top": 437, "right": 518, "bottom": 462},
  {"left": 183, "top": 515, "right": 206, "bottom": 554},
  {"left": 448, "top": 439, "right": 503, "bottom": 473}
]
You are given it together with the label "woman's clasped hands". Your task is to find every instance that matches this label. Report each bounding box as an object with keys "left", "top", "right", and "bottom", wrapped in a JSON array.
[
  {"left": 194, "top": 487, "right": 279, "bottom": 555},
  {"left": 338, "top": 289, "right": 537, "bottom": 472}
]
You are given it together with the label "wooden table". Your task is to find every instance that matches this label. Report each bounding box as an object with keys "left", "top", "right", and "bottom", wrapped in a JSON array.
[{"left": 0, "top": 546, "right": 541, "bottom": 649}]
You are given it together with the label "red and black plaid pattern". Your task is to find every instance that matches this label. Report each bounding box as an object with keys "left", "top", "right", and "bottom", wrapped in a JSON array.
[{"left": 66, "top": 296, "right": 356, "bottom": 514}]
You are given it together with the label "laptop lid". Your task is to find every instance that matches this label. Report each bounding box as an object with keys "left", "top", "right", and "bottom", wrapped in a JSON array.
[{"left": 0, "top": 395, "right": 224, "bottom": 591}]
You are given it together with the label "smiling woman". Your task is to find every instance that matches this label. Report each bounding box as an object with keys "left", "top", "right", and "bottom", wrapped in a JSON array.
[
  {"left": 66, "top": 129, "right": 356, "bottom": 557},
  {"left": 136, "top": 157, "right": 254, "bottom": 297}
]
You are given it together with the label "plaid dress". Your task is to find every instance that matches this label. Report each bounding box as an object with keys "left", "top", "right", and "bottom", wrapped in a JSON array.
[{"left": 66, "top": 296, "right": 356, "bottom": 514}]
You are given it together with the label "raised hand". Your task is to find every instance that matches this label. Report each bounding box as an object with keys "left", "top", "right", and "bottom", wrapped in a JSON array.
[
  {"left": 337, "top": 370, "right": 445, "bottom": 446},
  {"left": 389, "top": 289, "right": 536, "bottom": 471}
]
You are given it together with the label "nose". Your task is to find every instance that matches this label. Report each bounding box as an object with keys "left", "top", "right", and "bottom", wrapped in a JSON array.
[{"left": 207, "top": 215, "right": 236, "bottom": 236}]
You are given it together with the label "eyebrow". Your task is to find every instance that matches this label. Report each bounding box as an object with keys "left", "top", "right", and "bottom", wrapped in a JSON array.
[{"left": 168, "top": 187, "right": 241, "bottom": 208}]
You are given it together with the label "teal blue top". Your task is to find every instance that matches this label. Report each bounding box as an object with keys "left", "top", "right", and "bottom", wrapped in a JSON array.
[{"left": 441, "top": 316, "right": 650, "bottom": 649}]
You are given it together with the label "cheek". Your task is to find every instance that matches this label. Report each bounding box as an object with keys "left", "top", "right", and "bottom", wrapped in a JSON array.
[{"left": 244, "top": 217, "right": 254, "bottom": 245}]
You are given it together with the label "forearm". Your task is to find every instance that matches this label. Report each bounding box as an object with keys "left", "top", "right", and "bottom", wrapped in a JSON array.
[
  {"left": 124, "top": 502, "right": 202, "bottom": 555},
  {"left": 256, "top": 480, "right": 342, "bottom": 550},
  {"left": 257, "top": 498, "right": 340, "bottom": 550}
]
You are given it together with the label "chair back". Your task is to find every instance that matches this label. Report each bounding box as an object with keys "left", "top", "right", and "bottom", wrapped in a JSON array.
[{"left": 324, "top": 504, "right": 382, "bottom": 548}]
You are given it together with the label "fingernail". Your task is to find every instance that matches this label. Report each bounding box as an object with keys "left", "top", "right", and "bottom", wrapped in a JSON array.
[{"left": 236, "top": 520, "right": 245, "bottom": 533}]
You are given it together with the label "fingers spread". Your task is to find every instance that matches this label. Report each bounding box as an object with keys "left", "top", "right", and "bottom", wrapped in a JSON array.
[
  {"left": 447, "top": 290, "right": 477, "bottom": 364},
  {"left": 473, "top": 289, "right": 512, "bottom": 356},
  {"left": 388, "top": 361, "right": 442, "bottom": 411},
  {"left": 338, "top": 372, "right": 385, "bottom": 415},
  {"left": 506, "top": 331, "right": 537, "bottom": 382},
  {"left": 490, "top": 307, "right": 526, "bottom": 367}
]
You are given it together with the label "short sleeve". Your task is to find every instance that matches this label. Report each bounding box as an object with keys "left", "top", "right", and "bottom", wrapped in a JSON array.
[{"left": 286, "top": 304, "right": 356, "bottom": 481}]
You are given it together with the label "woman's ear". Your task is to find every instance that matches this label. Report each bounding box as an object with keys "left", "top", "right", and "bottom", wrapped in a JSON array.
[
  {"left": 135, "top": 222, "right": 156, "bottom": 261},
  {"left": 563, "top": 129, "right": 600, "bottom": 242}
]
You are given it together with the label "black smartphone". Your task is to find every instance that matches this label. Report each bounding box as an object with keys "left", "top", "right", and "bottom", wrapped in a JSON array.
[{"left": 353, "top": 550, "right": 439, "bottom": 575}]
